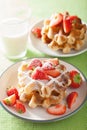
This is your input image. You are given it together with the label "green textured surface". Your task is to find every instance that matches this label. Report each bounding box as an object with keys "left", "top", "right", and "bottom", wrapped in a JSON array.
[
  {"left": 28, "top": 0, "right": 87, "bottom": 22},
  {"left": 0, "top": 0, "right": 87, "bottom": 130}
]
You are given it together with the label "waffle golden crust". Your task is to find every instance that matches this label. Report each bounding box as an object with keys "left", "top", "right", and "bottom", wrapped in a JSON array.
[
  {"left": 17, "top": 58, "right": 71, "bottom": 108},
  {"left": 41, "top": 12, "right": 87, "bottom": 53}
]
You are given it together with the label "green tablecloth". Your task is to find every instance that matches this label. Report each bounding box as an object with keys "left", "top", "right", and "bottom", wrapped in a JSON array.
[{"left": 0, "top": 0, "right": 87, "bottom": 130}]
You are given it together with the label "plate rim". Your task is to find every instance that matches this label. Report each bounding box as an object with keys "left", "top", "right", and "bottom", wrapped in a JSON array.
[
  {"left": 29, "top": 19, "right": 87, "bottom": 57},
  {"left": 0, "top": 58, "right": 87, "bottom": 122}
]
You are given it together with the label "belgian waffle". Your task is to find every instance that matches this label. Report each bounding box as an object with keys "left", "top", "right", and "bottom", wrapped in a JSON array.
[
  {"left": 17, "top": 58, "right": 71, "bottom": 108},
  {"left": 41, "top": 12, "right": 87, "bottom": 53}
]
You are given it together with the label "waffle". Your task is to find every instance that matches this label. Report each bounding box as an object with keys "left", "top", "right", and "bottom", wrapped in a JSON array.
[
  {"left": 17, "top": 58, "right": 71, "bottom": 108},
  {"left": 41, "top": 12, "right": 87, "bottom": 53}
]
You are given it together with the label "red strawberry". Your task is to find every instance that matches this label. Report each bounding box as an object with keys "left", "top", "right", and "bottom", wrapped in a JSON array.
[
  {"left": 7, "top": 87, "right": 19, "bottom": 99},
  {"left": 42, "top": 62, "right": 55, "bottom": 70},
  {"left": 63, "top": 16, "right": 72, "bottom": 33},
  {"left": 45, "top": 69, "right": 60, "bottom": 78},
  {"left": 69, "top": 15, "right": 78, "bottom": 23},
  {"left": 50, "top": 13, "right": 63, "bottom": 27},
  {"left": 31, "top": 67, "right": 49, "bottom": 80},
  {"left": 27, "top": 59, "right": 42, "bottom": 70},
  {"left": 47, "top": 104, "right": 66, "bottom": 115},
  {"left": 3, "top": 94, "right": 16, "bottom": 106},
  {"left": 67, "top": 92, "right": 78, "bottom": 109},
  {"left": 70, "top": 70, "right": 82, "bottom": 88},
  {"left": 32, "top": 27, "right": 42, "bottom": 38},
  {"left": 15, "top": 100, "right": 26, "bottom": 113}
]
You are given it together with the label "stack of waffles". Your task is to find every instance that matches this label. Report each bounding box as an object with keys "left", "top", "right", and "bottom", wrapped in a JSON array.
[
  {"left": 41, "top": 12, "right": 86, "bottom": 53},
  {"left": 17, "top": 58, "right": 71, "bottom": 108}
]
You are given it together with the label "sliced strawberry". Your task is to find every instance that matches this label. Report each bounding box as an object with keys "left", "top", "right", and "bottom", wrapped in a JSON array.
[
  {"left": 69, "top": 15, "right": 78, "bottom": 23},
  {"left": 63, "top": 16, "right": 72, "bottom": 33},
  {"left": 47, "top": 104, "right": 66, "bottom": 115},
  {"left": 46, "top": 58, "right": 59, "bottom": 66},
  {"left": 7, "top": 87, "right": 19, "bottom": 99},
  {"left": 32, "top": 27, "right": 42, "bottom": 38},
  {"left": 31, "top": 67, "right": 49, "bottom": 80},
  {"left": 15, "top": 100, "right": 26, "bottom": 113},
  {"left": 3, "top": 94, "right": 16, "bottom": 106},
  {"left": 50, "top": 13, "right": 63, "bottom": 27},
  {"left": 67, "top": 92, "right": 78, "bottom": 109},
  {"left": 27, "top": 59, "right": 42, "bottom": 70},
  {"left": 45, "top": 69, "right": 60, "bottom": 78},
  {"left": 42, "top": 62, "right": 55, "bottom": 70},
  {"left": 70, "top": 70, "right": 82, "bottom": 88}
]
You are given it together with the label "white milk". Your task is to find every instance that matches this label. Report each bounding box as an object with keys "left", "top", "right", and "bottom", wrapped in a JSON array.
[{"left": 0, "top": 18, "right": 29, "bottom": 59}]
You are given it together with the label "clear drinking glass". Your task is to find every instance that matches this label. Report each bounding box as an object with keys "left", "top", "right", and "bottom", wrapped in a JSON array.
[{"left": 0, "top": 6, "right": 31, "bottom": 60}]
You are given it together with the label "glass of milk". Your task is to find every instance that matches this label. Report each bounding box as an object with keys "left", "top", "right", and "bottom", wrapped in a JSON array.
[{"left": 0, "top": 7, "right": 31, "bottom": 60}]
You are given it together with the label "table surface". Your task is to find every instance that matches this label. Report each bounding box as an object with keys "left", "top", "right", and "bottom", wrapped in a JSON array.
[{"left": 0, "top": 0, "right": 87, "bottom": 130}]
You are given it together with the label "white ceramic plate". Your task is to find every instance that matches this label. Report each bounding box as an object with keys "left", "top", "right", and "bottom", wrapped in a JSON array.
[
  {"left": 29, "top": 20, "right": 87, "bottom": 57},
  {"left": 0, "top": 58, "right": 87, "bottom": 122}
]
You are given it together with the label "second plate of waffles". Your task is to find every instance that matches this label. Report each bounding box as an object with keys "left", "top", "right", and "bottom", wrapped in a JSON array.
[{"left": 30, "top": 12, "right": 87, "bottom": 57}]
